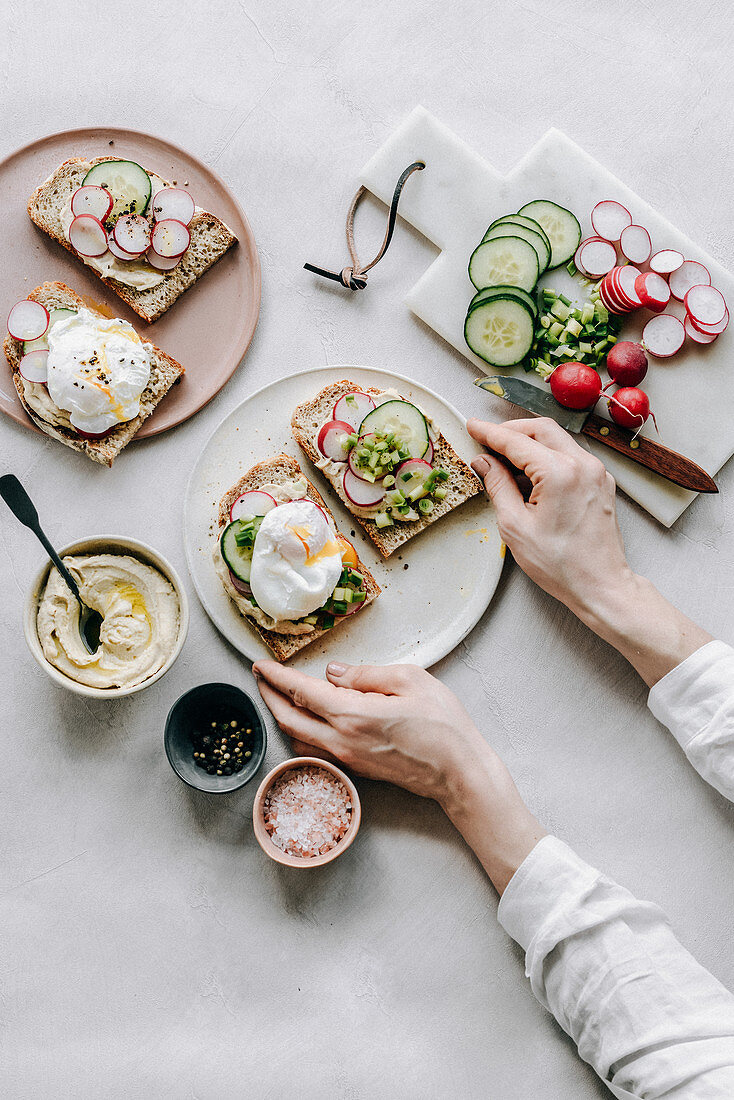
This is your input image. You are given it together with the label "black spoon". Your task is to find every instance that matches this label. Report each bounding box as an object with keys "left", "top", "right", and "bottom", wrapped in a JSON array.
[{"left": 0, "top": 474, "right": 102, "bottom": 654}]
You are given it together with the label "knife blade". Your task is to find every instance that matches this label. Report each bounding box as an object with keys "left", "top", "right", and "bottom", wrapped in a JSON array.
[{"left": 474, "top": 376, "right": 718, "bottom": 494}]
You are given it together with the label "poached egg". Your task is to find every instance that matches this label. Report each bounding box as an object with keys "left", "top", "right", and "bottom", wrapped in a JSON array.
[
  {"left": 46, "top": 308, "right": 152, "bottom": 434},
  {"left": 249, "top": 500, "right": 343, "bottom": 621}
]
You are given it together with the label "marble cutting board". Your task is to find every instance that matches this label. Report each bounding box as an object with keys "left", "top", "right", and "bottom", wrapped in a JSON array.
[{"left": 359, "top": 106, "right": 734, "bottom": 526}]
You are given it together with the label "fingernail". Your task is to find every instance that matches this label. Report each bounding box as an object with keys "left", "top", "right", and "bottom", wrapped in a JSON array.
[
  {"left": 327, "top": 662, "right": 347, "bottom": 677},
  {"left": 252, "top": 664, "right": 262, "bottom": 680},
  {"left": 472, "top": 456, "right": 491, "bottom": 477}
]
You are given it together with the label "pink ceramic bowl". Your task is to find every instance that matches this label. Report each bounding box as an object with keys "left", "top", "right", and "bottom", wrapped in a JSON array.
[{"left": 252, "top": 757, "right": 361, "bottom": 868}]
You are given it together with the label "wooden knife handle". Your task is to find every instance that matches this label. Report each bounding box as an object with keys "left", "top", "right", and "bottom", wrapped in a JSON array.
[{"left": 581, "top": 414, "right": 718, "bottom": 494}]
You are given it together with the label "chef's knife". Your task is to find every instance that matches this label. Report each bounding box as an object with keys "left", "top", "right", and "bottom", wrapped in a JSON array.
[{"left": 474, "top": 376, "right": 718, "bottom": 494}]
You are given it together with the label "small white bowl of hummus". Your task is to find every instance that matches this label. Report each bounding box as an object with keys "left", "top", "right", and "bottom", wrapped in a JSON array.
[{"left": 24, "top": 535, "right": 188, "bottom": 698}]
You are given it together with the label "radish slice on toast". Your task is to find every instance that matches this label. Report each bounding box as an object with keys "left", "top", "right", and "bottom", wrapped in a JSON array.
[
  {"left": 146, "top": 249, "right": 182, "bottom": 271},
  {"left": 684, "top": 315, "right": 718, "bottom": 345},
  {"left": 19, "top": 348, "right": 49, "bottom": 383},
  {"left": 107, "top": 230, "right": 138, "bottom": 262},
  {"left": 619, "top": 224, "right": 652, "bottom": 265},
  {"left": 150, "top": 218, "right": 190, "bottom": 258},
  {"left": 642, "top": 314, "right": 685, "bottom": 357},
  {"left": 669, "top": 260, "right": 711, "bottom": 301},
  {"left": 7, "top": 299, "right": 50, "bottom": 341},
  {"left": 114, "top": 214, "right": 151, "bottom": 255},
  {"left": 591, "top": 200, "right": 632, "bottom": 241},
  {"left": 649, "top": 249, "right": 684, "bottom": 275},
  {"left": 230, "top": 490, "right": 278, "bottom": 520},
  {"left": 151, "top": 187, "right": 195, "bottom": 226},
  {"left": 684, "top": 284, "right": 726, "bottom": 326},
  {"left": 634, "top": 271, "right": 671, "bottom": 312},
  {"left": 71, "top": 185, "right": 113, "bottom": 222},
  {"left": 229, "top": 570, "right": 252, "bottom": 596},
  {"left": 578, "top": 238, "right": 617, "bottom": 277},
  {"left": 317, "top": 419, "right": 354, "bottom": 462},
  {"left": 333, "top": 391, "right": 376, "bottom": 430},
  {"left": 69, "top": 214, "right": 108, "bottom": 257},
  {"left": 343, "top": 468, "right": 386, "bottom": 508}
]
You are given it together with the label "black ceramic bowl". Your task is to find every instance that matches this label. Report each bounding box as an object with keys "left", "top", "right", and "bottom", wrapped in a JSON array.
[{"left": 164, "top": 682, "right": 267, "bottom": 793}]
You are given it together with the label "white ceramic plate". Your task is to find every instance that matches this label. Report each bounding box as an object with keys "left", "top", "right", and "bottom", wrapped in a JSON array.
[{"left": 184, "top": 366, "right": 504, "bottom": 672}]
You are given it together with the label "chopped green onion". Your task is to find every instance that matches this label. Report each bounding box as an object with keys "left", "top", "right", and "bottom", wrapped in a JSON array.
[{"left": 418, "top": 499, "right": 434, "bottom": 515}]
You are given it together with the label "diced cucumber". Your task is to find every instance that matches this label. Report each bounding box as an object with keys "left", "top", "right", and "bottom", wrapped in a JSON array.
[
  {"left": 82, "top": 160, "right": 152, "bottom": 221},
  {"left": 359, "top": 400, "right": 429, "bottom": 460},
  {"left": 220, "top": 520, "right": 254, "bottom": 583},
  {"left": 516, "top": 200, "right": 581, "bottom": 268},
  {"left": 468, "top": 284, "right": 538, "bottom": 319},
  {"left": 23, "top": 307, "right": 77, "bottom": 354},
  {"left": 464, "top": 296, "right": 534, "bottom": 367},
  {"left": 482, "top": 224, "right": 550, "bottom": 275},
  {"left": 468, "top": 236, "right": 539, "bottom": 292},
  {"left": 486, "top": 213, "right": 552, "bottom": 256}
]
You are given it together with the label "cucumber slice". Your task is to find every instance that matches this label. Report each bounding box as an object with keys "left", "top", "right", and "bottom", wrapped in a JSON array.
[
  {"left": 23, "top": 307, "right": 77, "bottom": 354},
  {"left": 359, "top": 400, "right": 429, "bottom": 459},
  {"left": 486, "top": 213, "right": 552, "bottom": 255},
  {"left": 464, "top": 297, "right": 534, "bottom": 367},
  {"left": 82, "top": 160, "right": 152, "bottom": 221},
  {"left": 483, "top": 224, "right": 550, "bottom": 275},
  {"left": 221, "top": 520, "right": 254, "bottom": 583},
  {"left": 517, "top": 200, "right": 581, "bottom": 268},
  {"left": 468, "top": 285, "right": 538, "bottom": 318},
  {"left": 468, "top": 236, "right": 539, "bottom": 293}
]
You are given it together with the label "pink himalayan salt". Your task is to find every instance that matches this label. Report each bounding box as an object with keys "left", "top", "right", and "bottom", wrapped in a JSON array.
[{"left": 263, "top": 765, "right": 352, "bottom": 858}]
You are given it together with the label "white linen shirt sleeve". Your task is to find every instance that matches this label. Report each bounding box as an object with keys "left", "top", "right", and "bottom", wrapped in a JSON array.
[
  {"left": 648, "top": 640, "right": 734, "bottom": 802},
  {"left": 498, "top": 836, "right": 734, "bottom": 1099}
]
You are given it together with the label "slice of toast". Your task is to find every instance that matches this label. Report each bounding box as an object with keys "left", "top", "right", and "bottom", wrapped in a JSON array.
[
  {"left": 4, "top": 281, "right": 184, "bottom": 467},
  {"left": 27, "top": 157, "right": 237, "bottom": 323},
  {"left": 291, "top": 380, "right": 482, "bottom": 558},
  {"left": 216, "top": 455, "right": 380, "bottom": 662}
]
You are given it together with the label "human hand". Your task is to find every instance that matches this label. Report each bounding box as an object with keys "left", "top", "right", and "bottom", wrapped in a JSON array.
[{"left": 466, "top": 416, "right": 633, "bottom": 618}]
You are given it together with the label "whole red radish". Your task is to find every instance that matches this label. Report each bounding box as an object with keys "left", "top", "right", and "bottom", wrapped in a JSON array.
[
  {"left": 607, "top": 387, "right": 657, "bottom": 431},
  {"left": 605, "top": 341, "right": 648, "bottom": 388},
  {"left": 549, "top": 362, "right": 602, "bottom": 410}
]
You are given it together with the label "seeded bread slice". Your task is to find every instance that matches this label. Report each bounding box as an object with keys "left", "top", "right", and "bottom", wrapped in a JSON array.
[
  {"left": 27, "top": 156, "right": 237, "bottom": 323},
  {"left": 217, "top": 455, "right": 380, "bottom": 662},
  {"left": 291, "top": 380, "right": 482, "bottom": 558},
  {"left": 4, "top": 281, "right": 184, "bottom": 467}
]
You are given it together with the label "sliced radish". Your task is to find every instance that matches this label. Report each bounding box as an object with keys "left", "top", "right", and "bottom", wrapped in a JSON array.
[
  {"left": 7, "top": 299, "right": 49, "bottom": 341},
  {"left": 69, "top": 214, "right": 108, "bottom": 257},
  {"left": 649, "top": 249, "right": 684, "bottom": 276},
  {"left": 150, "top": 218, "right": 190, "bottom": 258},
  {"left": 229, "top": 570, "right": 252, "bottom": 596},
  {"left": 151, "top": 187, "right": 195, "bottom": 226},
  {"left": 591, "top": 200, "right": 632, "bottom": 242},
  {"left": 616, "top": 265, "right": 643, "bottom": 308},
  {"left": 642, "top": 314, "right": 685, "bottom": 358},
  {"left": 146, "top": 249, "right": 182, "bottom": 272},
  {"left": 343, "top": 468, "right": 386, "bottom": 508},
  {"left": 107, "top": 230, "right": 138, "bottom": 262},
  {"left": 669, "top": 260, "right": 711, "bottom": 301},
  {"left": 578, "top": 238, "right": 617, "bottom": 278},
  {"left": 619, "top": 224, "right": 651, "bottom": 265},
  {"left": 317, "top": 419, "right": 354, "bottom": 462},
  {"left": 684, "top": 284, "right": 726, "bottom": 327},
  {"left": 18, "top": 348, "right": 49, "bottom": 383},
  {"left": 684, "top": 315, "right": 718, "bottom": 345},
  {"left": 71, "top": 185, "right": 113, "bottom": 222},
  {"left": 424, "top": 438, "right": 434, "bottom": 464},
  {"left": 348, "top": 445, "right": 384, "bottom": 483},
  {"left": 688, "top": 306, "right": 729, "bottom": 336},
  {"left": 395, "top": 458, "right": 433, "bottom": 490},
  {"left": 634, "top": 271, "right": 671, "bottom": 313},
  {"left": 114, "top": 214, "right": 151, "bottom": 256},
  {"left": 574, "top": 243, "right": 589, "bottom": 276},
  {"left": 600, "top": 275, "right": 632, "bottom": 314},
  {"left": 333, "top": 391, "right": 376, "bottom": 431},
  {"left": 230, "top": 490, "right": 278, "bottom": 520}
]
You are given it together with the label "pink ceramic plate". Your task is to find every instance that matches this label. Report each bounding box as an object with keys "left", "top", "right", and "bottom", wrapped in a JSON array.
[{"left": 0, "top": 127, "right": 260, "bottom": 438}]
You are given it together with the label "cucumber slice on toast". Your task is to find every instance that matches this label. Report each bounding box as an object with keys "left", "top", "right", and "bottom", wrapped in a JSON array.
[
  {"left": 469, "top": 236, "right": 539, "bottom": 292},
  {"left": 483, "top": 224, "right": 550, "bottom": 274},
  {"left": 517, "top": 200, "right": 581, "bottom": 268},
  {"left": 468, "top": 285, "right": 538, "bottom": 318},
  {"left": 221, "top": 521, "right": 254, "bottom": 583},
  {"left": 359, "top": 400, "right": 429, "bottom": 459},
  {"left": 465, "top": 296, "right": 534, "bottom": 367},
  {"left": 23, "top": 307, "right": 77, "bottom": 354},
  {"left": 83, "top": 160, "right": 152, "bottom": 221}
]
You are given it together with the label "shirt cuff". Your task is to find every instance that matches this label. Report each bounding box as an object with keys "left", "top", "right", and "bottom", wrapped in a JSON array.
[
  {"left": 647, "top": 640, "right": 734, "bottom": 750},
  {"left": 497, "top": 835, "right": 601, "bottom": 951}
]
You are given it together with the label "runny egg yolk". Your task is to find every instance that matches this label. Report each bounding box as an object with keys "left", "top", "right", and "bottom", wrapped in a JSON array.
[{"left": 289, "top": 523, "right": 341, "bottom": 567}]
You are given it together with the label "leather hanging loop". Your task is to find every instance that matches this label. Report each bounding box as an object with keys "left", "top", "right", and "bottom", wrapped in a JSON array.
[{"left": 304, "top": 161, "right": 425, "bottom": 291}]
